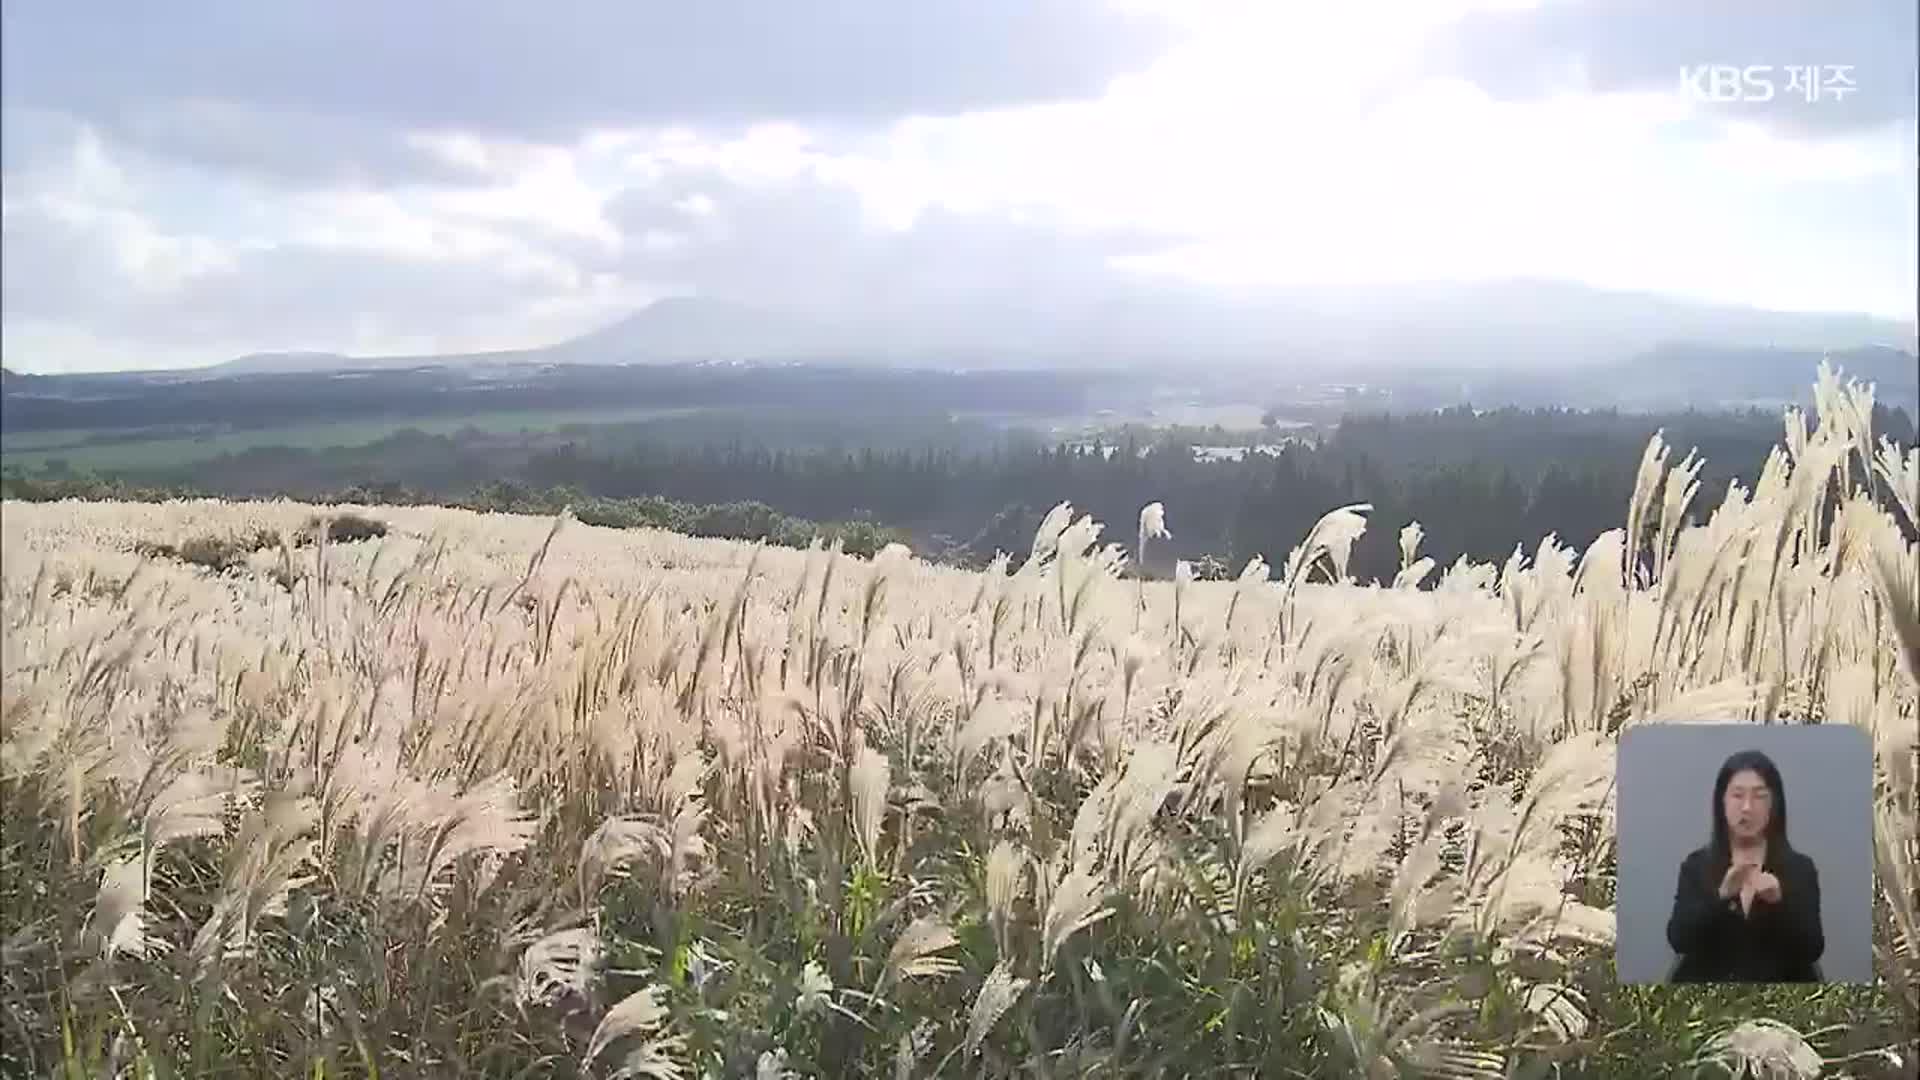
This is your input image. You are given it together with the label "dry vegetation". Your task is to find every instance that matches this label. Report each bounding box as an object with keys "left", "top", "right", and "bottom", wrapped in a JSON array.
[{"left": 3, "top": 367, "right": 1916, "bottom": 1079}]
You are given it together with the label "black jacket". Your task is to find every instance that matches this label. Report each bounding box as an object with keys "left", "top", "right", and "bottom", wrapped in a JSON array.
[{"left": 1666, "top": 844, "right": 1824, "bottom": 983}]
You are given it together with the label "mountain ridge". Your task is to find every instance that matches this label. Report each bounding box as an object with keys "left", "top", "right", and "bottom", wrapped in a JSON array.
[{"left": 17, "top": 278, "right": 1919, "bottom": 378}]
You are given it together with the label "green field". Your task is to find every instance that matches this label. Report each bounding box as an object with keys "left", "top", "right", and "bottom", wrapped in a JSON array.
[{"left": 0, "top": 406, "right": 699, "bottom": 471}]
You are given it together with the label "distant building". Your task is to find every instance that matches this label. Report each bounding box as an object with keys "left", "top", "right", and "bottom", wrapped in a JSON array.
[{"left": 1191, "top": 443, "right": 1295, "bottom": 463}]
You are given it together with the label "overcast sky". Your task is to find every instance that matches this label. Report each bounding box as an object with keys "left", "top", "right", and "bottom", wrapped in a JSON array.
[{"left": 3, "top": 0, "right": 1914, "bottom": 373}]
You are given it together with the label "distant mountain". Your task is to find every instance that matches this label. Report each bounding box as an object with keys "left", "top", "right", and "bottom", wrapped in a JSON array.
[
  {"left": 0, "top": 365, "right": 57, "bottom": 390},
  {"left": 1603, "top": 343, "right": 1918, "bottom": 411},
  {"left": 186, "top": 298, "right": 840, "bottom": 376},
  {"left": 77, "top": 280, "right": 1918, "bottom": 378},
  {"left": 542, "top": 296, "right": 841, "bottom": 365},
  {"left": 1172, "top": 279, "right": 1914, "bottom": 371},
  {"left": 210, "top": 351, "right": 359, "bottom": 375}
]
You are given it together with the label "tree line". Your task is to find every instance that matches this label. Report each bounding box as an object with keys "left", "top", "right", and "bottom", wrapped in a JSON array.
[
  {"left": 507, "top": 405, "right": 1913, "bottom": 581},
  {"left": 14, "top": 401, "right": 1909, "bottom": 583}
]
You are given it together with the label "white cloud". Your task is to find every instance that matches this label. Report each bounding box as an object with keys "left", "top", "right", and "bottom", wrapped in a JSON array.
[
  {"left": 0, "top": 1, "right": 1176, "bottom": 177},
  {"left": 2, "top": 0, "right": 1913, "bottom": 373}
]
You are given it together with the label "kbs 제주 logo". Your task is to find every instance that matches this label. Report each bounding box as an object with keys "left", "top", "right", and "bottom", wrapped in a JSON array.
[{"left": 1678, "top": 65, "right": 1858, "bottom": 105}]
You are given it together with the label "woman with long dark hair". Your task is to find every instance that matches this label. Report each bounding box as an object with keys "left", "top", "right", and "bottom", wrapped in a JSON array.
[{"left": 1665, "top": 749, "right": 1825, "bottom": 982}]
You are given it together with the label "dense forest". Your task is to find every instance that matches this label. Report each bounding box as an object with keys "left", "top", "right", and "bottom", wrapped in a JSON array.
[
  {"left": 11, "top": 400, "right": 1911, "bottom": 585},
  {"left": 505, "top": 404, "right": 1913, "bottom": 580}
]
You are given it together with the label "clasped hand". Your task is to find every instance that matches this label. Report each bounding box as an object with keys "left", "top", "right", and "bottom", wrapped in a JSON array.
[{"left": 1718, "top": 862, "right": 1782, "bottom": 911}]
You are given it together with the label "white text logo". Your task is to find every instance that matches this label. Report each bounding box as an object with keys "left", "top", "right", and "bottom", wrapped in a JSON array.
[{"left": 1678, "top": 65, "right": 1857, "bottom": 105}]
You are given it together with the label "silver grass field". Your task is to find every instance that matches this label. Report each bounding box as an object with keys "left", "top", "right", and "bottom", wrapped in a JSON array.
[{"left": 2, "top": 367, "right": 1915, "bottom": 1078}]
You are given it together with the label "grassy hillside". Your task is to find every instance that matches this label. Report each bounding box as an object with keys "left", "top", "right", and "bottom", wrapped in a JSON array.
[{"left": 1, "top": 370, "right": 1915, "bottom": 1077}]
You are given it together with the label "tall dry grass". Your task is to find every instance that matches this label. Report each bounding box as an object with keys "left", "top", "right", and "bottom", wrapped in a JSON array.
[{"left": 2, "top": 364, "right": 1915, "bottom": 1078}]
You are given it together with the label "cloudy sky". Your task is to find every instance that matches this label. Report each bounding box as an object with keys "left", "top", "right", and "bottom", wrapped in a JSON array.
[{"left": 3, "top": 0, "right": 1914, "bottom": 373}]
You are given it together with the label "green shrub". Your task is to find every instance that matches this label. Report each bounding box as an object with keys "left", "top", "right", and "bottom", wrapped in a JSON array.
[
  {"left": 307, "top": 512, "right": 388, "bottom": 544},
  {"left": 827, "top": 519, "right": 911, "bottom": 559},
  {"left": 689, "top": 500, "right": 786, "bottom": 542},
  {"left": 134, "top": 528, "right": 281, "bottom": 574}
]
